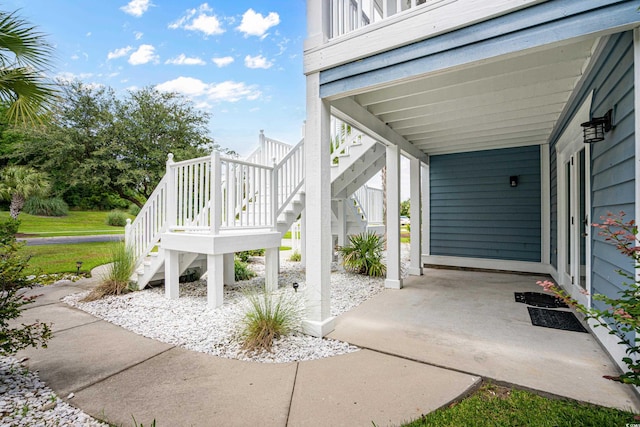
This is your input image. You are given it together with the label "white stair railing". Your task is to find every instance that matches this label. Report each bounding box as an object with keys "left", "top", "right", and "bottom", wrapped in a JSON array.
[
  {"left": 246, "top": 130, "right": 292, "bottom": 166},
  {"left": 125, "top": 173, "right": 169, "bottom": 269},
  {"left": 275, "top": 139, "right": 305, "bottom": 217},
  {"left": 353, "top": 185, "right": 384, "bottom": 224}
]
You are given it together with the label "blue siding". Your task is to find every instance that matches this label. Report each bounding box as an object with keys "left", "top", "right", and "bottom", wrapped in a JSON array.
[
  {"left": 430, "top": 146, "right": 541, "bottom": 262},
  {"left": 549, "top": 32, "right": 635, "bottom": 313}
]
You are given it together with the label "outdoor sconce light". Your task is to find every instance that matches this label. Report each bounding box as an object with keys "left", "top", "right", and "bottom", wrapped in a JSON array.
[
  {"left": 292, "top": 282, "right": 299, "bottom": 292},
  {"left": 581, "top": 109, "right": 613, "bottom": 144},
  {"left": 510, "top": 176, "right": 518, "bottom": 187},
  {"left": 76, "top": 261, "right": 83, "bottom": 275}
]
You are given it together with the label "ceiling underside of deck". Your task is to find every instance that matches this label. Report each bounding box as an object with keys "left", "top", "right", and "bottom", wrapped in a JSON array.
[{"left": 350, "top": 38, "right": 598, "bottom": 156}]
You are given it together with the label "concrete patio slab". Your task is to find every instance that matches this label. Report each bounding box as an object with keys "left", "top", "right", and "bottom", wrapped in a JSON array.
[
  {"left": 73, "top": 347, "right": 297, "bottom": 427},
  {"left": 288, "top": 349, "right": 480, "bottom": 427},
  {"left": 328, "top": 268, "right": 640, "bottom": 412},
  {"left": 8, "top": 303, "right": 100, "bottom": 333},
  {"left": 17, "top": 320, "right": 172, "bottom": 397}
]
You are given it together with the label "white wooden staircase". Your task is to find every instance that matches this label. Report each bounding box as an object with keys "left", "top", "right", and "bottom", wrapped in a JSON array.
[{"left": 125, "top": 121, "right": 385, "bottom": 307}]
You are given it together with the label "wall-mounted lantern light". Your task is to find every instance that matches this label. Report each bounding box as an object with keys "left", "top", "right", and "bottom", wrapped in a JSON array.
[
  {"left": 510, "top": 176, "right": 518, "bottom": 187},
  {"left": 581, "top": 109, "right": 613, "bottom": 144}
]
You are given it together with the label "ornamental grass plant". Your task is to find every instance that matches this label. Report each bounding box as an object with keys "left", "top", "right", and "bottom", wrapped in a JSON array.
[
  {"left": 83, "top": 242, "right": 135, "bottom": 301},
  {"left": 239, "top": 290, "right": 301, "bottom": 353}
]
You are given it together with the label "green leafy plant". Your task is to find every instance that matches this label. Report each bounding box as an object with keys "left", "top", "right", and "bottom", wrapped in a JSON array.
[
  {"left": 538, "top": 211, "right": 640, "bottom": 386},
  {"left": 128, "top": 204, "right": 141, "bottom": 216},
  {"left": 239, "top": 290, "right": 301, "bottom": 353},
  {"left": 289, "top": 250, "right": 301, "bottom": 262},
  {"left": 105, "top": 210, "right": 128, "bottom": 227},
  {"left": 82, "top": 242, "right": 135, "bottom": 301},
  {"left": 23, "top": 196, "right": 68, "bottom": 217},
  {"left": 234, "top": 258, "right": 256, "bottom": 281},
  {"left": 0, "top": 218, "right": 52, "bottom": 356},
  {"left": 337, "top": 231, "right": 387, "bottom": 277},
  {"left": 236, "top": 249, "right": 265, "bottom": 262}
]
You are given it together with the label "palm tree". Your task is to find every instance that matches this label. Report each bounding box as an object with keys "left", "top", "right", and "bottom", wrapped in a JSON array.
[
  {"left": 0, "top": 10, "right": 57, "bottom": 124},
  {"left": 0, "top": 165, "right": 50, "bottom": 218}
]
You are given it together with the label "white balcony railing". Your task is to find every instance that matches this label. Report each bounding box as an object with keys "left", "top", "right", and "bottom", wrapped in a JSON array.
[{"left": 330, "top": 0, "right": 430, "bottom": 39}]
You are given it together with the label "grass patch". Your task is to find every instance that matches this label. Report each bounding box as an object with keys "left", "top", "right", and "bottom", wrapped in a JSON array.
[
  {"left": 0, "top": 211, "right": 132, "bottom": 237},
  {"left": 403, "top": 383, "right": 637, "bottom": 427},
  {"left": 19, "top": 241, "right": 118, "bottom": 275},
  {"left": 83, "top": 243, "right": 136, "bottom": 301}
]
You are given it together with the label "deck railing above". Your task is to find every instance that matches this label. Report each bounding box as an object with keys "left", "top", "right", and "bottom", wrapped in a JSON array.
[{"left": 330, "top": 0, "right": 432, "bottom": 38}]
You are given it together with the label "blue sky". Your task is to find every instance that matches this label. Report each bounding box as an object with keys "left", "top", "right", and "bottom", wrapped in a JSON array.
[{"left": 6, "top": 0, "right": 307, "bottom": 157}]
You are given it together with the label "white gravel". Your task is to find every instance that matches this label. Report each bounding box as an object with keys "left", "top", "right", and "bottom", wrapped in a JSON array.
[
  {"left": 0, "top": 356, "right": 108, "bottom": 426},
  {"left": 2, "top": 245, "right": 410, "bottom": 426}
]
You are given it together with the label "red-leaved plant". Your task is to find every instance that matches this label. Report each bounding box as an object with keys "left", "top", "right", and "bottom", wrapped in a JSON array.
[{"left": 538, "top": 211, "right": 639, "bottom": 386}]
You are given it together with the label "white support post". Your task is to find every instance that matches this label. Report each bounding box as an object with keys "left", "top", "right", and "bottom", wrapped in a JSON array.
[
  {"left": 635, "top": 28, "right": 640, "bottom": 283},
  {"left": 265, "top": 247, "right": 279, "bottom": 292},
  {"left": 166, "top": 153, "right": 176, "bottom": 229},
  {"left": 223, "top": 253, "right": 235, "bottom": 285},
  {"left": 165, "top": 249, "right": 180, "bottom": 299},
  {"left": 211, "top": 152, "right": 221, "bottom": 234},
  {"left": 207, "top": 254, "right": 224, "bottom": 308},
  {"left": 385, "top": 144, "right": 403, "bottom": 289},
  {"left": 421, "top": 160, "right": 430, "bottom": 259},
  {"left": 337, "top": 199, "right": 347, "bottom": 247},
  {"left": 302, "top": 71, "right": 335, "bottom": 337},
  {"left": 259, "top": 130, "right": 266, "bottom": 164},
  {"left": 408, "top": 157, "right": 423, "bottom": 276},
  {"left": 305, "top": 0, "right": 329, "bottom": 50},
  {"left": 300, "top": 208, "right": 306, "bottom": 267}
]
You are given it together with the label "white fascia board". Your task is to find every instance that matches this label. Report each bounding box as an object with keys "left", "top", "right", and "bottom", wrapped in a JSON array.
[{"left": 304, "top": 0, "right": 545, "bottom": 74}]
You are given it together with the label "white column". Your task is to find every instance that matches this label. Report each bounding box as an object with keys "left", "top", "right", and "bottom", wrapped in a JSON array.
[
  {"left": 421, "top": 160, "right": 430, "bottom": 260},
  {"left": 207, "top": 254, "right": 224, "bottom": 308},
  {"left": 408, "top": 157, "right": 423, "bottom": 276},
  {"left": 385, "top": 144, "right": 403, "bottom": 289},
  {"left": 336, "top": 199, "right": 347, "bottom": 247},
  {"left": 223, "top": 253, "right": 234, "bottom": 285},
  {"left": 165, "top": 249, "right": 179, "bottom": 299},
  {"left": 265, "top": 247, "right": 279, "bottom": 292},
  {"left": 635, "top": 28, "right": 640, "bottom": 283},
  {"left": 302, "top": 71, "right": 335, "bottom": 337},
  {"left": 300, "top": 208, "right": 306, "bottom": 267}
]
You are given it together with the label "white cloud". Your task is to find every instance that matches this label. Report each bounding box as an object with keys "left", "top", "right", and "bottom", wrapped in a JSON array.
[
  {"left": 156, "top": 76, "right": 209, "bottom": 96},
  {"left": 169, "top": 3, "right": 224, "bottom": 36},
  {"left": 56, "top": 71, "right": 94, "bottom": 82},
  {"left": 134, "top": 31, "right": 143, "bottom": 40},
  {"left": 107, "top": 46, "right": 133, "bottom": 60},
  {"left": 121, "top": 0, "right": 152, "bottom": 17},
  {"left": 244, "top": 54, "right": 272, "bottom": 69},
  {"left": 86, "top": 32, "right": 92, "bottom": 37},
  {"left": 128, "top": 44, "right": 158, "bottom": 65},
  {"left": 165, "top": 54, "right": 206, "bottom": 66},
  {"left": 237, "top": 9, "right": 279, "bottom": 38},
  {"left": 156, "top": 77, "right": 261, "bottom": 103},
  {"left": 71, "top": 54, "right": 79, "bottom": 60},
  {"left": 212, "top": 56, "right": 234, "bottom": 67}
]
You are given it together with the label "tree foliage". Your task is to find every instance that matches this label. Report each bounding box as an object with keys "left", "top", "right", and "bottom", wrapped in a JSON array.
[
  {"left": 0, "top": 10, "right": 57, "bottom": 124},
  {"left": 0, "top": 218, "right": 52, "bottom": 356},
  {"left": 13, "top": 81, "right": 222, "bottom": 208},
  {"left": 400, "top": 199, "right": 410, "bottom": 217},
  {"left": 0, "top": 165, "right": 50, "bottom": 219}
]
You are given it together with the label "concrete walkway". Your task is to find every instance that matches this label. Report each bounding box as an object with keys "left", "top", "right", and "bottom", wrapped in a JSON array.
[
  {"left": 15, "top": 270, "right": 480, "bottom": 427},
  {"left": 13, "top": 266, "right": 640, "bottom": 426}
]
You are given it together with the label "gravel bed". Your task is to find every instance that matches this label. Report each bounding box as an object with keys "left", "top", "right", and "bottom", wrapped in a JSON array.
[
  {"left": 0, "top": 356, "right": 107, "bottom": 426},
  {"left": 63, "top": 246, "right": 410, "bottom": 364}
]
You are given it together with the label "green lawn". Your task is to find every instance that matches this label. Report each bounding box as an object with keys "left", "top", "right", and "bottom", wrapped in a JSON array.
[
  {"left": 403, "top": 384, "right": 636, "bottom": 427},
  {"left": 0, "top": 211, "right": 131, "bottom": 237},
  {"left": 19, "top": 241, "right": 118, "bottom": 275}
]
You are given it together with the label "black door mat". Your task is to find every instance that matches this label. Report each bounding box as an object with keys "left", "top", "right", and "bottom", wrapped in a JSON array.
[
  {"left": 515, "top": 292, "right": 568, "bottom": 308},
  {"left": 527, "top": 307, "right": 588, "bottom": 333}
]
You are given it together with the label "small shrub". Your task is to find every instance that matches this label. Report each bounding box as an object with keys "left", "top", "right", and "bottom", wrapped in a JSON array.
[
  {"left": 337, "top": 231, "right": 387, "bottom": 277},
  {"left": 83, "top": 243, "right": 135, "bottom": 301},
  {"left": 236, "top": 249, "right": 265, "bottom": 262},
  {"left": 106, "top": 210, "right": 128, "bottom": 227},
  {"left": 289, "top": 250, "right": 301, "bottom": 262},
  {"left": 239, "top": 291, "right": 301, "bottom": 353},
  {"left": 23, "top": 197, "right": 69, "bottom": 217},
  {"left": 128, "top": 204, "right": 141, "bottom": 216},
  {"left": 0, "top": 219, "right": 52, "bottom": 355},
  {"left": 235, "top": 259, "right": 256, "bottom": 281}
]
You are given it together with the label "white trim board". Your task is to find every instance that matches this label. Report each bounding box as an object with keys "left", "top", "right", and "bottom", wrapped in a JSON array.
[{"left": 422, "top": 255, "right": 552, "bottom": 275}]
